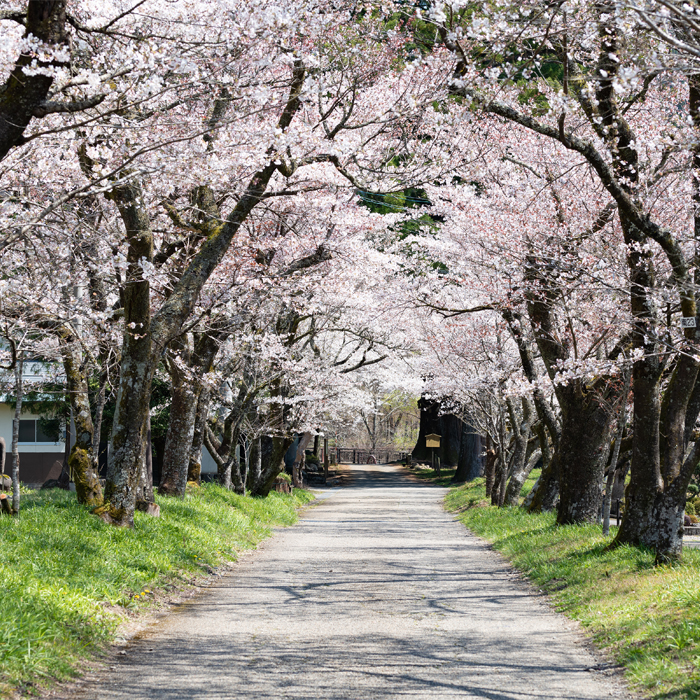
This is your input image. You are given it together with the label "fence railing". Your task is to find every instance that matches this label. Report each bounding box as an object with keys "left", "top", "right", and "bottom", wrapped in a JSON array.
[{"left": 335, "top": 449, "right": 409, "bottom": 465}]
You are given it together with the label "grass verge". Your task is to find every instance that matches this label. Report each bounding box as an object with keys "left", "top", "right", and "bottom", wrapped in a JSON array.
[
  {"left": 0, "top": 484, "right": 314, "bottom": 697},
  {"left": 446, "top": 476, "right": 700, "bottom": 699},
  {"left": 406, "top": 464, "right": 457, "bottom": 487}
]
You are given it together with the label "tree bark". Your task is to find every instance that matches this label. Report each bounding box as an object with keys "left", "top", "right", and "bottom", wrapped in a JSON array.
[
  {"left": 11, "top": 355, "right": 22, "bottom": 514},
  {"left": 484, "top": 435, "right": 496, "bottom": 497},
  {"left": 555, "top": 384, "right": 614, "bottom": 524},
  {"left": 102, "top": 181, "right": 155, "bottom": 527},
  {"left": 0, "top": 1, "right": 69, "bottom": 162},
  {"left": 527, "top": 450, "right": 560, "bottom": 513},
  {"left": 159, "top": 338, "right": 199, "bottom": 497},
  {"left": 60, "top": 334, "right": 103, "bottom": 507},
  {"left": 503, "top": 398, "right": 536, "bottom": 506},
  {"left": 451, "top": 417, "right": 483, "bottom": 483},
  {"left": 412, "top": 397, "right": 441, "bottom": 461},
  {"left": 246, "top": 437, "right": 262, "bottom": 493},
  {"left": 603, "top": 372, "right": 631, "bottom": 535},
  {"left": 439, "top": 414, "right": 462, "bottom": 467},
  {"left": 250, "top": 435, "right": 294, "bottom": 497},
  {"left": 188, "top": 389, "right": 209, "bottom": 484}
]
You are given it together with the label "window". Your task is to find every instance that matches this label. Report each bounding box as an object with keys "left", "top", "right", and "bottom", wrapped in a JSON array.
[
  {"left": 18, "top": 420, "right": 35, "bottom": 442},
  {"left": 18, "top": 419, "right": 61, "bottom": 443}
]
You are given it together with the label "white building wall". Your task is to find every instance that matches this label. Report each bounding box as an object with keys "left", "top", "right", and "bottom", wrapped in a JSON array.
[{"left": 0, "top": 404, "right": 65, "bottom": 483}]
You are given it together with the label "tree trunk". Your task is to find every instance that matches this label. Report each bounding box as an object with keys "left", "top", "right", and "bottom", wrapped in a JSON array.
[
  {"left": 250, "top": 435, "right": 294, "bottom": 497},
  {"left": 527, "top": 450, "right": 559, "bottom": 513},
  {"left": 491, "top": 457, "right": 505, "bottom": 506},
  {"left": 188, "top": 389, "right": 209, "bottom": 484},
  {"left": 159, "top": 351, "right": 199, "bottom": 497},
  {"left": 246, "top": 437, "right": 262, "bottom": 493},
  {"left": 412, "top": 397, "right": 441, "bottom": 461},
  {"left": 505, "top": 449, "right": 541, "bottom": 507},
  {"left": 484, "top": 435, "right": 496, "bottom": 496},
  {"left": 439, "top": 414, "right": 462, "bottom": 467},
  {"left": 61, "top": 336, "right": 103, "bottom": 507},
  {"left": 11, "top": 355, "right": 22, "bottom": 514},
  {"left": 0, "top": 1, "right": 69, "bottom": 162},
  {"left": 144, "top": 417, "right": 154, "bottom": 502},
  {"left": 102, "top": 182, "right": 155, "bottom": 527},
  {"left": 292, "top": 432, "right": 312, "bottom": 488},
  {"left": 603, "top": 372, "right": 631, "bottom": 535},
  {"left": 451, "top": 418, "right": 483, "bottom": 483},
  {"left": 555, "top": 385, "right": 613, "bottom": 524},
  {"left": 503, "top": 398, "right": 535, "bottom": 506}
]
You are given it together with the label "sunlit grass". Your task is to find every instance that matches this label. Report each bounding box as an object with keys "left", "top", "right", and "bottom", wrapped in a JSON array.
[
  {"left": 0, "top": 485, "right": 314, "bottom": 696},
  {"left": 408, "top": 464, "right": 457, "bottom": 487},
  {"left": 447, "top": 477, "right": 700, "bottom": 699}
]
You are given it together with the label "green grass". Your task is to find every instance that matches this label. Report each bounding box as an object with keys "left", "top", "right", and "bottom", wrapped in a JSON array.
[
  {"left": 446, "top": 476, "right": 700, "bottom": 699},
  {"left": 0, "top": 485, "right": 314, "bottom": 697},
  {"left": 408, "top": 464, "right": 457, "bottom": 487}
]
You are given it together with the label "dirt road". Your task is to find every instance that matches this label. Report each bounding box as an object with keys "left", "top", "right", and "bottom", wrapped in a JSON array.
[{"left": 66, "top": 464, "right": 629, "bottom": 699}]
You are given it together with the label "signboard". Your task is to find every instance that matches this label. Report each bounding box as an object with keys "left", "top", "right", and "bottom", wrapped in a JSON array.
[
  {"left": 681, "top": 317, "right": 697, "bottom": 328},
  {"left": 426, "top": 433, "right": 441, "bottom": 448}
]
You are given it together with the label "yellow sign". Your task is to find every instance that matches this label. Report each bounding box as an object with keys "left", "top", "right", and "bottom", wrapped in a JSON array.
[{"left": 426, "top": 433, "right": 441, "bottom": 448}]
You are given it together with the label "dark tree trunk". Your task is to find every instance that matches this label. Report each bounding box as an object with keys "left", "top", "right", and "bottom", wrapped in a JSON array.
[
  {"left": 159, "top": 344, "right": 199, "bottom": 497},
  {"left": 0, "top": 1, "right": 68, "bottom": 162},
  {"left": 439, "top": 414, "right": 462, "bottom": 467},
  {"left": 527, "top": 450, "right": 559, "bottom": 513},
  {"left": 491, "top": 457, "right": 506, "bottom": 506},
  {"left": 484, "top": 435, "right": 496, "bottom": 497},
  {"left": 412, "top": 397, "right": 441, "bottom": 461},
  {"left": 102, "top": 182, "right": 155, "bottom": 527},
  {"left": 246, "top": 437, "right": 262, "bottom": 493},
  {"left": 451, "top": 419, "right": 483, "bottom": 483},
  {"left": 555, "top": 385, "right": 614, "bottom": 524},
  {"left": 144, "top": 418, "right": 154, "bottom": 502},
  {"left": 250, "top": 435, "right": 295, "bottom": 497}
]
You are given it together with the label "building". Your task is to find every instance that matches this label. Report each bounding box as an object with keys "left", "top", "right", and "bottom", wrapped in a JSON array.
[{"left": 0, "top": 360, "right": 67, "bottom": 485}]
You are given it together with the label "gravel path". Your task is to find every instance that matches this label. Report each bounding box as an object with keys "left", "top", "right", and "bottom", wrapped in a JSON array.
[{"left": 67, "top": 464, "right": 630, "bottom": 699}]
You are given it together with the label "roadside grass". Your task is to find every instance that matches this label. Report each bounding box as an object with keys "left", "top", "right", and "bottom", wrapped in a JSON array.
[
  {"left": 446, "top": 477, "right": 700, "bottom": 699},
  {"left": 408, "top": 464, "right": 457, "bottom": 487},
  {"left": 0, "top": 485, "right": 314, "bottom": 697}
]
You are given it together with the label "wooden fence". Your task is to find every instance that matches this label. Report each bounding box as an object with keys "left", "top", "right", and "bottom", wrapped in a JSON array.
[{"left": 336, "top": 449, "right": 409, "bottom": 465}]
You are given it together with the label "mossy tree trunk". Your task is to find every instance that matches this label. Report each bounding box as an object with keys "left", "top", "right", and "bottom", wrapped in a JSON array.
[
  {"left": 60, "top": 336, "right": 103, "bottom": 507},
  {"left": 101, "top": 180, "right": 155, "bottom": 527}
]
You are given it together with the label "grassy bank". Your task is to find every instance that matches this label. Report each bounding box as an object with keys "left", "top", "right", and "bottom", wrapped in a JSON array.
[
  {"left": 0, "top": 485, "right": 314, "bottom": 697},
  {"left": 446, "top": 477, "right": 700, "bottom": 699}
]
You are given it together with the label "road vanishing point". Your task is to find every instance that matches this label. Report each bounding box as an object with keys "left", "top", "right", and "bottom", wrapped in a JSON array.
[{"left": 66, "top": 464, "right": 630, "bottom": 699}]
